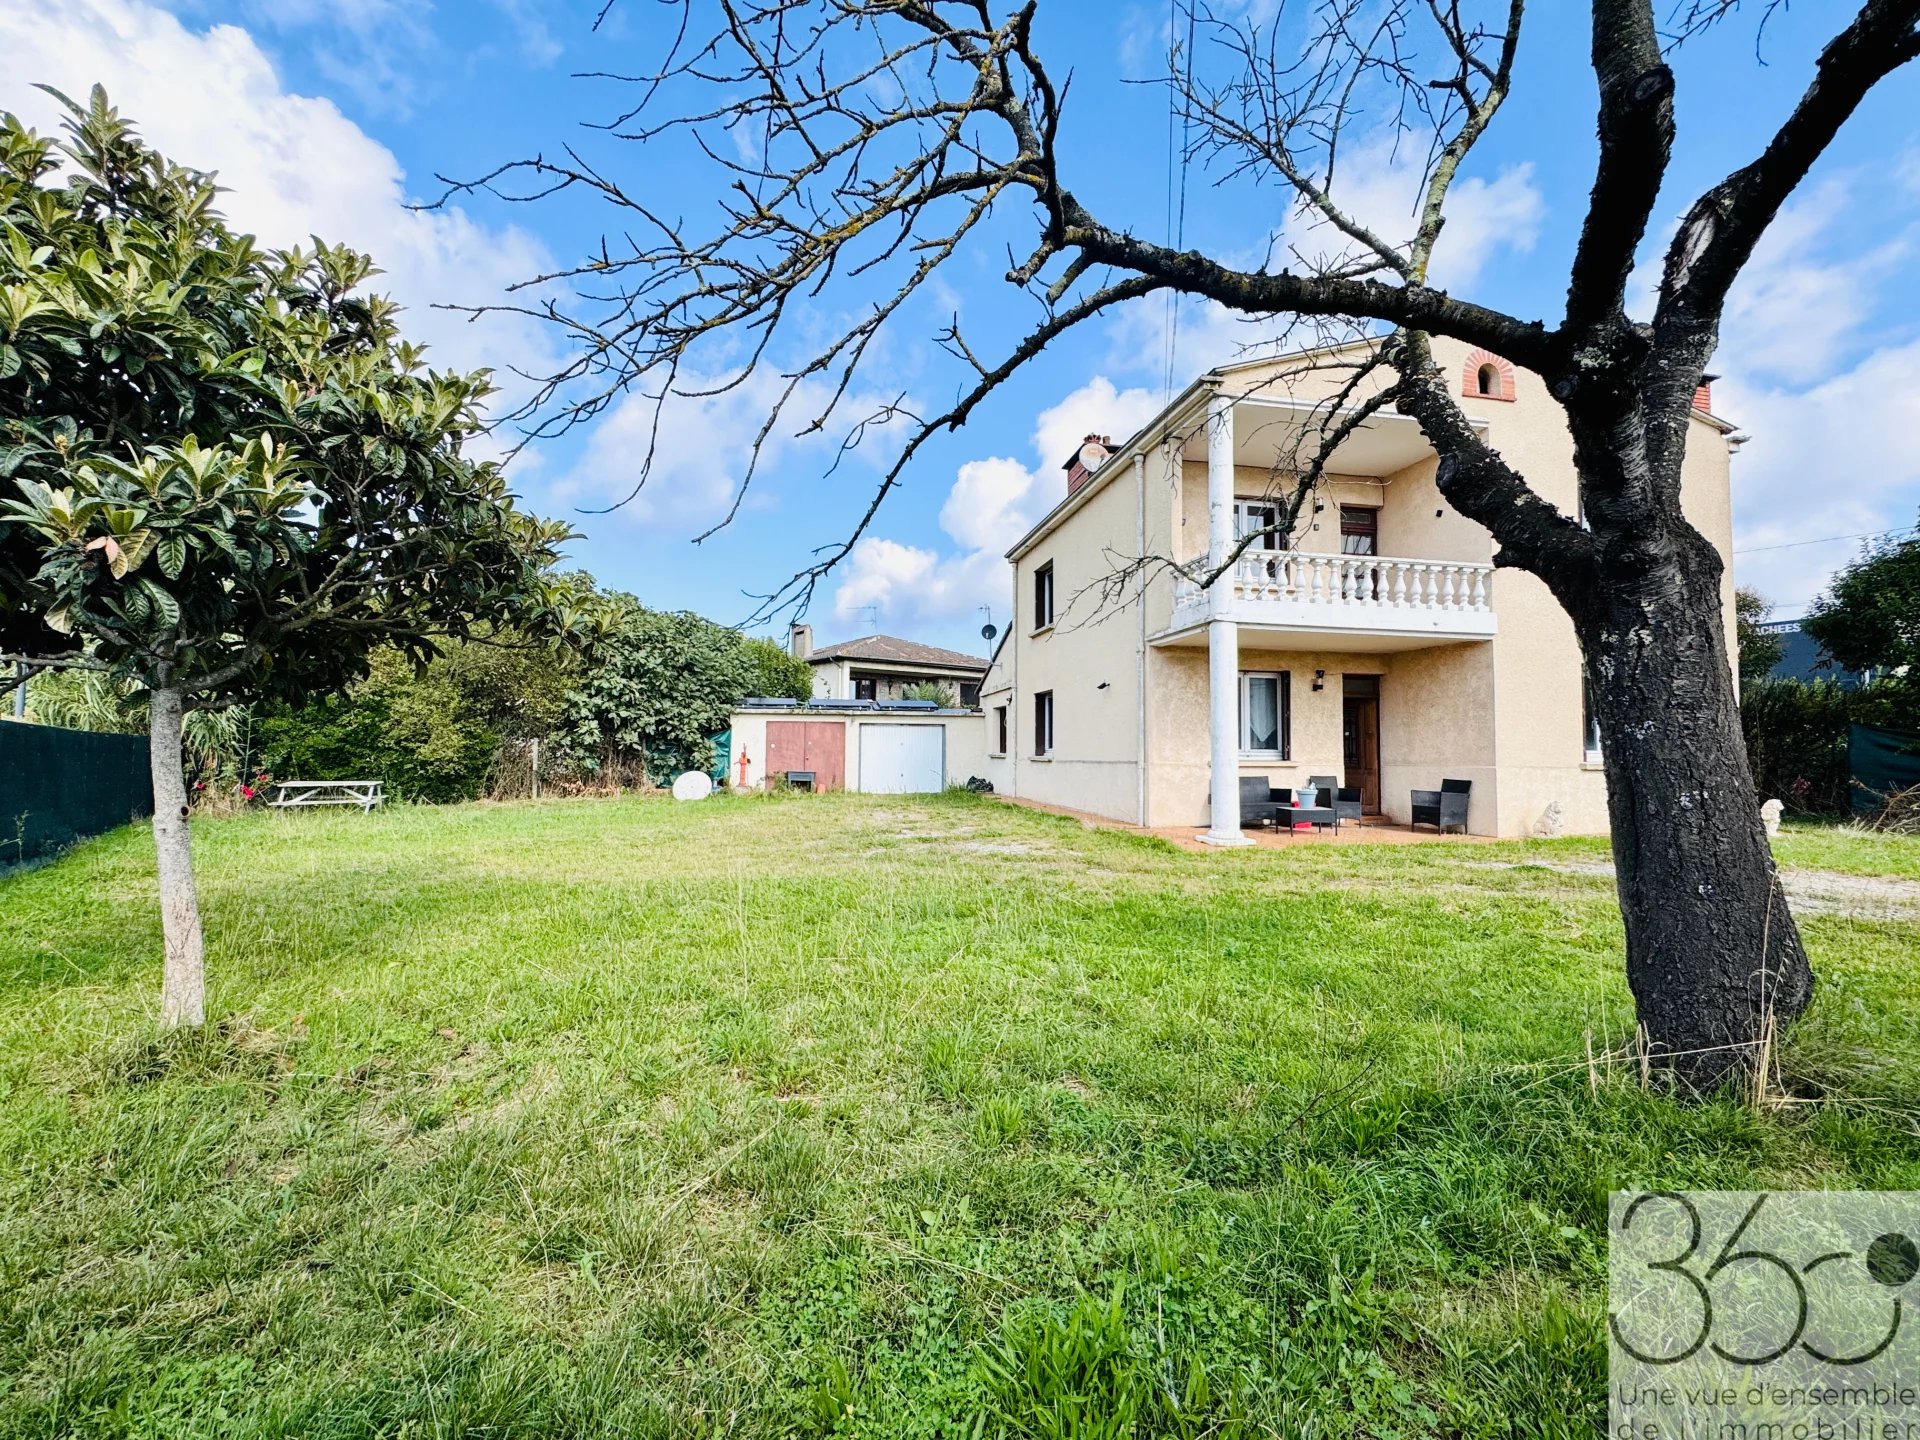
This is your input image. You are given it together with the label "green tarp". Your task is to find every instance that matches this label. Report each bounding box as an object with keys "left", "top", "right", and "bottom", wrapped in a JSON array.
[
  {"left": 1, "top": 719, "right": 153, "bottom": 864},
  {"left": 1849, "top": 723, "right": 1920, "bottom": 814}
]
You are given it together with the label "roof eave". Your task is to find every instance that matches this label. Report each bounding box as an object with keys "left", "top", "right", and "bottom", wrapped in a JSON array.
[{"left": 1006, "top": 376, "right": 1211, "bottom": 562}]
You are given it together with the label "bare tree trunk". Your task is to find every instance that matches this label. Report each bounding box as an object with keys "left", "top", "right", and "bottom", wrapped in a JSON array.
[
  {"left": 149, "top": 682, "right": 206, "bottom": 1029},
  {"left": 1578, "top": 558, "right": 1812, "bottom": 1089}
]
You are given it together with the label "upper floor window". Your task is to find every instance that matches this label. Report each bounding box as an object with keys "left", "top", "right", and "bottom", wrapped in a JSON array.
[
  {"left": 854, "top": 676, "right": 877, "bottom": 701},
  {"left": 1339, "top": 506, "right": 1379, "bottom": 556},
  {"left": 1033, "top": 690, "right": 1055, "bottom": 756},
  {"left": 1460, "top": 348, "right": 1515, "bottom": 402},
  {"left": 960, "top": 681, "right": 981, "bottom": 708},
  {"left": 1238, "top": 671, "right": 1291, "bottom": 757},
  {"left": 1033, "top": 561, "right": 1055, "bottom": 630},
  {"left": 1233, "top": 500, "right": 1282, "bottom": 549}
]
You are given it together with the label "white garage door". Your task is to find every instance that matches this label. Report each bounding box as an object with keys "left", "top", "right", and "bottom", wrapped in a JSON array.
[{"left": 858, "top": 724, "right": 946, "bottom": 794}]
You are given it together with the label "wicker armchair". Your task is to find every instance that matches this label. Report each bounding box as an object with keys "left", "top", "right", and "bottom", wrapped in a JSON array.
[
  {"left": 1410, "top": 778, "right": 1471, "bottom": 833},
  {"left": 1308, "top": 775, "right": 1362, "bottom": 826},
  {"left": 1238, "top": 776, "right": 1285, "bottom": 829}
]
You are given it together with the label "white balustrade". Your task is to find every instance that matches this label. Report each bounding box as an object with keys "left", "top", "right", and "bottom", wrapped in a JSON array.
[{"left": 1171, "top": 552, "right": 1495, "bottom": 635}]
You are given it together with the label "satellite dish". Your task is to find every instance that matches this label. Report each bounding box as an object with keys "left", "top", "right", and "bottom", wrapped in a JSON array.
[
  {"left": 981, "top": 622, "right": 998, "bottom": 642},
  {"left": 671, "top": 771, "right": 714, "bottom": 802},
  {"left": 1078, "top": 440, "right": 1109, "bottom": 473}
]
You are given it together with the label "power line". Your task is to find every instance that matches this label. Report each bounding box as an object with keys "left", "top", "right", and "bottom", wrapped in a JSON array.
[
  {"left": 1734, "top": 524, "right": 1918, "bottom": 556},
  {"left": 1161, "top": 0, "right": 1196, "bottom": 403},
  {"left": 1161, "top": 0, "right": 1178, "bottom": 401}
]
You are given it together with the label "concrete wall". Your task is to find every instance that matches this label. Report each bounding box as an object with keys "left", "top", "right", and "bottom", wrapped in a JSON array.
[
  {"left": 1376, "top": 643, "right": 1499, "bottom": 834},
  {"left": 1144, "top": 644, "right": 1402, "bottom": 829},
  {"left": 1433, "top": 334, "right": 1735, "bottom": 837},
  {"left": 1171, "top": 459, "right": 1492, "bottom": 568},
  {"left": 726, "top": 709, "right": 986, "bottom": 793},
  {"left": 994, "top": 456, "right": 1150, "bottom": 822}
]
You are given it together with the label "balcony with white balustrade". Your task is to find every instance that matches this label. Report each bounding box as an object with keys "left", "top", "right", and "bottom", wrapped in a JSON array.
[
  {"left": 1166, "top": 549, "right": 1497, "bottom": 649},
  {"left": 1169, "top": 383, "right": 1499, "bottom": 845}
]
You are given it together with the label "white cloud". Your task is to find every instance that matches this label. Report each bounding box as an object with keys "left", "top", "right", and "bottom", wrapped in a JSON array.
[
  {"left": 1031, "top": 376, "right": 1157, "bottom": 483},
  {"left": 0, "top": 0, "right": 562, "bottom": 408},
  {"left": 1724, "top": 337, "right": 1920, "bottom": 616},
  {"left": 1696, "top": 152, "right": 1920, "bottom": 616},
  {"left": 1710, "top": 176, "right": 1917, "bottom": 384},
  {"left": 832, "top": 377, "right": 1160, "bottom": 630},
  {"left": 940, "top": 457, "right": 1043, "bottom": 554},
  {"left": 1100, "top": 133, "right": 1540, "bottom": 388},
  {"left": 553, "top": 369, "right": 909, "bottom": 537},
  {"left": 1278, "top": 132, "right": 1544, "bottom": 292},
  {"left": 833, "top": 538, "right": 1009, "bottom": 626}
]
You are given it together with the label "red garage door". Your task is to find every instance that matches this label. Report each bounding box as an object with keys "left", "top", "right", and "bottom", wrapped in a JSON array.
[{"left": 765, "top": 720, "right": 846, "bottom": 791}]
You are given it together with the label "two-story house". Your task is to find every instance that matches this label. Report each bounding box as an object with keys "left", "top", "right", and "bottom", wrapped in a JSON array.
[{"left": 976, "top": 337, "right": 1738, "bottom": 839}]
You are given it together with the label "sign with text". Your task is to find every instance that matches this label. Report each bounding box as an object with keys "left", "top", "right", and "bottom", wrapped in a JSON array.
[{"left": 1611, "top": 1192, "right": 1920, "bottom": 1439}]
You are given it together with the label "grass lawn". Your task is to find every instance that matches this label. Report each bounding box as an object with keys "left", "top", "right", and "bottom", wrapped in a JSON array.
[{"left": 2, "top": 794, "right": 1917, "bottom": 1438}]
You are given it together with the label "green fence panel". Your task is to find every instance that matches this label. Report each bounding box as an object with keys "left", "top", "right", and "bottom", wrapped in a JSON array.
[
  {"left": 1849, "top": 722, "right": 1920, "bottom": 814},
  {"left": 1, "top": 719, "right": 153, "bottom": 864}
]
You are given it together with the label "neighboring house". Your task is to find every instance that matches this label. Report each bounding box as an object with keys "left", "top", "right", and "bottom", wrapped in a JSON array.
[
  {"left": 790, "top": 626, "right": 989, "bottom": 707},
  {"left": 1760, "top": 618, "right": 1873, "bottom": 689},
  {"left": 977, "top": 338, "right": 1740, "bottom": 839}
]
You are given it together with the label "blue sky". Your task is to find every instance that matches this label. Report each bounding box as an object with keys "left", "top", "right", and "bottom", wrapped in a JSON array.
[{"left": 6, "top": 1, "right": 1918, "bottom": 656}]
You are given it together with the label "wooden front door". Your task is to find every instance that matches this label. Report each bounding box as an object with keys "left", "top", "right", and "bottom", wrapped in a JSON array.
[
  {"left": 765, "top": 720, "right": 847, "bottom": 791},
  {"left": 1343, "top": 697, "right": 1381, "bottom": 814}
]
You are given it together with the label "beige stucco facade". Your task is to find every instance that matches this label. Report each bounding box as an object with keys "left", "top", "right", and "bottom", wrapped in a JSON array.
[{"left": 978, "top": 338, "right": 1740, "bottom": 838}]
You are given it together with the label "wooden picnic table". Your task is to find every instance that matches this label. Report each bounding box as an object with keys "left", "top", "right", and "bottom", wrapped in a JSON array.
[{"left": 268, "top": 780, "right": 384, "bottom": 813}]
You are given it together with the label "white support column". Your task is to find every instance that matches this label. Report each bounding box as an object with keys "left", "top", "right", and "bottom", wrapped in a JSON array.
[{"left": 1198, "top": 391, "right": 1251, "bottom": 846}]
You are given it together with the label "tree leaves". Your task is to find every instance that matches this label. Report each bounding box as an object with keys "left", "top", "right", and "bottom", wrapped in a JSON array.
[{"left": 0, "top": 93, "right": 583, "bottom": 701}]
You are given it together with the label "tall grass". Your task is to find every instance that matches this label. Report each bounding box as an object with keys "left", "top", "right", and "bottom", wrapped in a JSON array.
[{"left": 2, "top": 793, "right": 1915, "bottom": 1437}]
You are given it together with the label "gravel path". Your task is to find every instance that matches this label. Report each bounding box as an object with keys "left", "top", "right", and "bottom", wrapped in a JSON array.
[{"left": 1467, "top": 859, "right": 1920, "bottom": 921}]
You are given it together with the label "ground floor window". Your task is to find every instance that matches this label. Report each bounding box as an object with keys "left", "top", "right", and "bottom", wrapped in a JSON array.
[
  {"left": 1238, "top": 671, "right": 1290, "bottom": 757},
  {"left": 993, "top": 704, "right": 1008, "bottom": 755},
  {"left": 1582, "top": 671, "right": 1604, "bottom": 764},
  {"left": 1033, "top": 691, "right": 1054, "bottom": 756}
]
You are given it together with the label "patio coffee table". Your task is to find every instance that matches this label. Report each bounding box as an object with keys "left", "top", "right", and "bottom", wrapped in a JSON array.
[{"left": 1274, "top": 803, "right": 1337, "bottom": 833}]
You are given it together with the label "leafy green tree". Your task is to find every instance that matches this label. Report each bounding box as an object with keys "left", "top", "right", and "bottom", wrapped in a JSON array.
[
  {"left": 561, "top": 607, "right": 808, "bottom": 781},
  {"left": 1804, "top": 525, "right": 1920, "bottom": 698},
  {"left": 443, "top": 632, "right": 580, "bottom": 743},
  {"left": 1734, "top": 587, "right": 1786, "bottom": 689},
  {"left": 901, "top": 680, "right": 957, "bottom": 706},
  {"left": 254, "top": 637, "right": 579, "bottom": 802},
  {"left": 741, "top": 636, "right": 812, "bottom": 704},
  {"left": 0, "top": 91, "right": 583, "bottom": 1026},
  {"left": 1742, "top": 676, "right": 1914, "bottom": 816},
  {"left": 256, "top": 649, "right": 503, "bottom": 804}
]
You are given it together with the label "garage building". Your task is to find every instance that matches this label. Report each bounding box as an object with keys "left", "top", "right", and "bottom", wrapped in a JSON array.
[{"left": 725, "top": 700, "right": 987, "bottom": 794}]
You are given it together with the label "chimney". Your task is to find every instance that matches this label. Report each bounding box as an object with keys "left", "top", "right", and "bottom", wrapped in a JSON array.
[
  {"left": 1693, "top": 373, "right": 1718, "bottom": 413},
  {"left": 1062, "top": 434, "right": 1114, "bottom": 496},
  {"left": 788, "top": 621, "right": 813, "bottom": 659}
]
